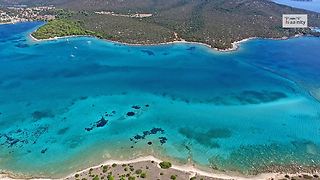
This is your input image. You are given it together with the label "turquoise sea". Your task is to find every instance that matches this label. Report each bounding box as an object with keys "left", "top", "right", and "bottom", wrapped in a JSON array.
[
  {"left": 0, "top": 22, "right": 320, "bottom": 177},
  {"left": 272, "top": 0, "right": 320, "bottom": 13}
]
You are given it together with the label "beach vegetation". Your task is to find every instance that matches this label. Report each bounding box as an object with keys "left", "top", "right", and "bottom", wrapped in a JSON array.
[
  {"left": 160, "top": 172, "right": 163, "bottom": 175},
  {"left": 128, "top": 176, "right": 135, "bottom": 180},
  {"left": 140, "top": 172, "right": 146, "bottom": 178},
  {"left": 93, "top": 175, "right": 99, "bottom": 180},
  {"left": 102, "top": 165, "right": 109, "bottom": 173},
  {"left": 135, "top": 169, "right": 142, "bottom": 174},
  {"left": 190, "top": 177, "right": 196, "bottom": 180},
  {"left": 107, "top": 175, "right": 114, "bottom": 180},
  {"left": 111, "top": 163, "right": 117, "bottom": 167},
  {"left": 170, "top": 175, "right": 177, "bottom": 180},
  {"left": 129, "top": 167, "right": 134, "bottom": 171},
  {"left": 75, "top": 174, "right": 79, "bottom": 178},
  {"left": 81, "top": 178, "right": 87, "bottom": 180},
  {"left": 159, "top": 161, "right": 172, "bottom": 169},
  {"left": 124, "top": 167, "right": 128, "bottom": 171}
]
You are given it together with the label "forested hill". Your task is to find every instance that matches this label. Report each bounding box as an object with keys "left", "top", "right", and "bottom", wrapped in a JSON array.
[{"left": 2, "top": 0, "right": 320, "bottom": 49}]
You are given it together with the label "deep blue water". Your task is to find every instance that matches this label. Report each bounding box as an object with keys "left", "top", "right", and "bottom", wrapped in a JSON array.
[
  {"left": 272, "top": 0, "right": 320, "bottom": 13},
  {"left": 0, "top": 22, "right": 320, "bottom": 177}
]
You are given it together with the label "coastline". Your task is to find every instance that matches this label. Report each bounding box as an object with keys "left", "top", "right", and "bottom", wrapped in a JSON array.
[
  {"left": 0, "top": 24, "right": 314, "bottom": 180},
  {"left": 63, "top": 155, "right": 274, "bottom": 180},
  {"left": 28, "top": 32, "right": 307, "bottom": 53},
  {"left": 1, "top": 155, "right": 319, "bottom": 180}
]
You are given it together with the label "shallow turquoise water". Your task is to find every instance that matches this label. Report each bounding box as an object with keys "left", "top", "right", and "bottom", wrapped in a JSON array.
[{"left": 0, "top": 22, "right": 320, "bottom": 177}]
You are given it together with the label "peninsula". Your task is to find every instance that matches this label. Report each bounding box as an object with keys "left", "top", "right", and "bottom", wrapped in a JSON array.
[{"left": 2, "top": 0, "right": 320, "bottom": 50}]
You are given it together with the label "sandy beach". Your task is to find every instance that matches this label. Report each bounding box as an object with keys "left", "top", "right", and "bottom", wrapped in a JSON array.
[{"left": 1, "top": 155, "right": 319, "bottom": 180}]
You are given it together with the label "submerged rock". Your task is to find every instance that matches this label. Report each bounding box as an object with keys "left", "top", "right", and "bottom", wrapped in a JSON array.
[
  {"left": 85, "top": 127, "right": 93, "bottom": 132},
  {"left": 159, "top": 137, "right": 168, "bottom": 145},
  {"left": 96, "top": 117, "right": 108, "bottom": 127},
  {"left": 132, "top": 105, "right": 141, "bottom": 110},
  {"left": 141, "top": 50, "right": 155, "bottom": 56},
  {"left": 85, "top": 116, "right": 108, "bottom": 131},
  {"left": 32, "top": 110, "right": 54, "bottom": 120},
  {"left": 127, "top": 112, "right": 135, "bottom": 116},
  {"left": 186, "top": 46, "right": 196, "bottom": 51},
  {"left": 130, "top": 127, "right": 166, "bottom": 144},
  {"left": 41, "top": 148, "right": 48, "bottom": 154}
]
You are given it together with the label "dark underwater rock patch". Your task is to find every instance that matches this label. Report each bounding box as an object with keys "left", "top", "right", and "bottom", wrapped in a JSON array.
[
  {"left": 0, "top": 134, "right": 22, "bottom": 147},
  {"left": 132, "top": 105, "right": 141, "bottom": 110},
  {"left": 141, "top": 50, "right": 155, "bottom": 56},
  {"left": 32, "top": 110, "right": 55, "bottom": 120},
  {"left": 85, "top": 116, "right": 108, "bottom": 132},
  {"left": 15, "top": 43, "right": 29, "bottom": 48},
  {"left": 96, "top": 117, "right": 108, "bottom": 127},
  {"left": 105, "top": 110, "right": 116, "bottom": 117},
  {"left": 179, "top": 127, "right": 231, "bottom": 148},
  {"left": 57, "top": 127, "right": 69, "bottom": 135},
  {"left": 41, "top": 148, "right": 48, "bottom": 154},
  {"left": 0, "top": 125, "right": 49, "bottom": 148},
  {"left": 186, "top": 46, "right": 196, "bottom": 51},
  {"left": 79, "top": 96, "right": 88, "bottom": 100},
  {"left": 236, "top": 90, "right": 287, "bottom": 104},
  {"left": 159, "top": 137, "right": 167, "bottom": 145},
  {"left": 126, "top": 112, "right": 135, "bottom": 116},
  {"left": 130, "top": 128, "right": 167, "bottom": 145}
]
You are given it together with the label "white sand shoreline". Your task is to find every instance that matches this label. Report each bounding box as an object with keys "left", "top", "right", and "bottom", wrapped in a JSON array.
[
  {"left": 1, "top": 155, "right": 319, "bottom": 180},
  {"left": 29, "top": 32, "right": 306, "bottom": 53},
  {"left": 0, "top": 155, "right": 280, "bottom": 180},
  {"left": 63, "top": 155, "right": 277, "bottom": 180}
]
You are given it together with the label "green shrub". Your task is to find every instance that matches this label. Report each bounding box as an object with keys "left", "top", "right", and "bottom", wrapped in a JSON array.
[
  {"left": 107, "top": 175, "right": 114, "bottom": 180},
  {"left": 135, "top": 169, "right": 142, "bottom": 174},
  {"left": 112, "top": 163, "right": 117, "bottom": 167},
  {"left": 75, "top": 174, "right": 79, "bottom": 178},
  {"left": 159, "top": 161, "right": 172, "bottom": 169},
  {"left": 170, "top": 175, "right": 177, "bottom": 180},
  {"left": 140, "top": 173, "right": 146, "bottom": 178},
  {"left": 128, "top": 176, "right": 135, "bottom": 180},
  {"left": 93, "top": 175, "right": 99, "bottom": 180}
]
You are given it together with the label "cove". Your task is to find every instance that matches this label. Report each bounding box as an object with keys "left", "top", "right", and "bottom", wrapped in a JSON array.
[{"left": 0, "top": 22, "right": 320, "bottom": 177}]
